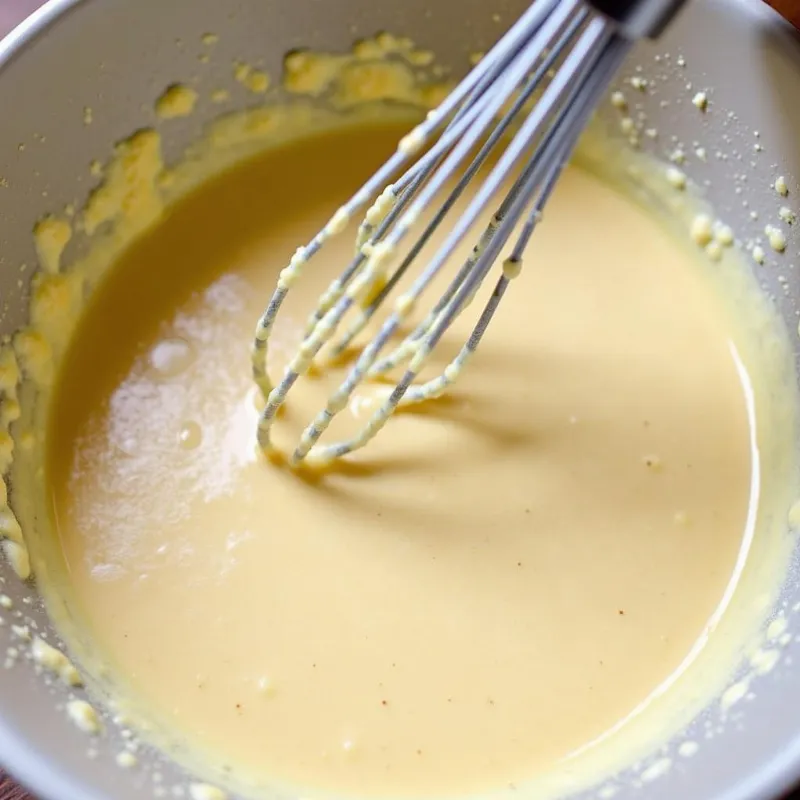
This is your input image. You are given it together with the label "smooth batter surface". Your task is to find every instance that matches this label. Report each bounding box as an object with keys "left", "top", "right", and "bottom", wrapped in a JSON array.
[{"left": 46, "top": 122, "right": 756, "bottom": 797}]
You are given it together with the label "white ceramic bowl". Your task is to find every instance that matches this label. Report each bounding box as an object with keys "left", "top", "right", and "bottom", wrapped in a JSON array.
[{"left": 0, "top": 1, "right": 799, "bottom": 798}]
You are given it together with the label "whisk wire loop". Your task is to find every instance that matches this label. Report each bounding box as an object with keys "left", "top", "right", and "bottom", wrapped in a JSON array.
[
  {"left": 250, "top": 0, "right": 566, "bottom": 399},
  {"left": 252, "top": 0, "right": 633, "bottom": 465}
]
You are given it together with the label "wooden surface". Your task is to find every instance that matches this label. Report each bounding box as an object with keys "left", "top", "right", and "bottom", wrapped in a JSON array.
[
  {"left": 0, "top": 0, "right": 798, "bottom": 798},
  {"left": 0, "top": 0, "right": 40, "bottom": 37},
  {"left": 0, "top": 774, "right": 29, "bottom": 800},
  {"left": 767, "top": 0, "right": 800, "bottom": 25}
]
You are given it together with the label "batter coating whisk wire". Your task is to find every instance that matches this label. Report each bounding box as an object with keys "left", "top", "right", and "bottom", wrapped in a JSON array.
[{"left": 251, "top": 0, "right": 684, "bottom": 466}]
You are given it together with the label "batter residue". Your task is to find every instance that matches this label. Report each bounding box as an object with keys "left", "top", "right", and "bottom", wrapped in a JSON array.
[{"left": 32, "top": 116, "right": 789, "bottom": 798}]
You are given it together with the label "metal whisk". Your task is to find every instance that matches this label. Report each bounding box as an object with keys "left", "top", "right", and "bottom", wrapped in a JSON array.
[{"left": 252, "top": 0, "right": 685, "bottom": 467}]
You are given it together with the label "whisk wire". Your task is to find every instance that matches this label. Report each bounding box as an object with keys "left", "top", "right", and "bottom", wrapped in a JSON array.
[
  {"left": 250, "top": 0, "right": 569, "bottom": 399},
  {"left": 293, "top": 34, "right": 630, "bottom": 465},
  {"left": 256, "top": 0, "right": 583, "bottom": 422},
  {"left": 250, "top": 0, "right": 577, "bottom": 403},
  {"left": 253, "top": 0, "right": 634, "bottom": 465},
  {"left": 328, "top": 8, "right": 591, "bottom": 362}
]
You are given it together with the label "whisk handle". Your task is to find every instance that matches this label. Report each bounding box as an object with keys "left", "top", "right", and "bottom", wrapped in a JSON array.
[{"left": 587, "top": 0, "right": 688, "bottom": 38}]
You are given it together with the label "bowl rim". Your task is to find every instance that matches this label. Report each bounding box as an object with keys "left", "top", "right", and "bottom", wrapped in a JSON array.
[
  {"left": 1, "top": 1, "right": 800, "bottom": 799},
  {"left": 0, "top": 6, "right": 132, "bottom": 798}
]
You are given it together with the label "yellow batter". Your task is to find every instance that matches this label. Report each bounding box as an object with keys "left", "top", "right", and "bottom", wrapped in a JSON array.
[{"left": 38, "top": 118, "right": 768, "bottom": 798}]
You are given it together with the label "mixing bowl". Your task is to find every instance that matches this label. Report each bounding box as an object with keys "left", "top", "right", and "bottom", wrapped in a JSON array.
[{"left": 1, "top": 0, "right": 800, "bottom": 798}]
